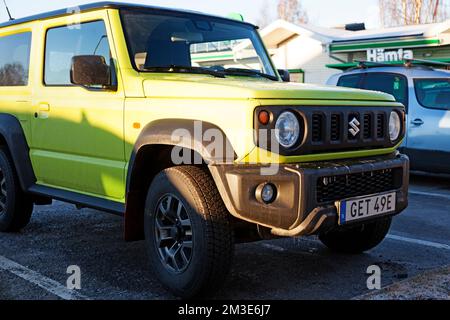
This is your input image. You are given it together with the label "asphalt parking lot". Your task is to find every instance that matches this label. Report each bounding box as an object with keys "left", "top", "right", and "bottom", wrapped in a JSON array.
[{"left": 0, "top": 174, "right": 449, "bottom": 300}]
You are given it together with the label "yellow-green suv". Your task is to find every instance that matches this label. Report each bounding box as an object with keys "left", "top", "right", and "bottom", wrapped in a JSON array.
[{"left": 0, "top": 2, "right": 409, "bottom": 298}]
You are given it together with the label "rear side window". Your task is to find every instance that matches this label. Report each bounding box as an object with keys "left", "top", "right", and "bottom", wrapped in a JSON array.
[
  {"left": 45, "top": 21, "right": 111, "bottom": 85},
  {"left": 0, "top": 32, "right": 32, "bottom": 86},
  {"left": 363, "top": 73, "right": 408, "bottom": 107},
  {"left": 337, "top": 74, "right": 363, "bottom": 88},
  {"left": 415, "top": 79, "right": 450, "bottom": 110}
]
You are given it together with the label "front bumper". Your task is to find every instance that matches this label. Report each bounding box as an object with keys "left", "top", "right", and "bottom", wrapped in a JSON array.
[{"left": 209, "top": 153, "right": 409, "bottom": 237}]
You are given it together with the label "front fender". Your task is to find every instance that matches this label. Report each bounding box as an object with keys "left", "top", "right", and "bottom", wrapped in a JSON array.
[{"left": 126, "top": 119, "right": 237, "bottom": 191}]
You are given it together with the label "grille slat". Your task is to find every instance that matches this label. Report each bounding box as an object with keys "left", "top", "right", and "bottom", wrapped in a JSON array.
[
  {"left": 363, "top": 114, "right": 372, "bottom": 139},
  {"left": 330, "top": 114, "right": 341, "bottom": 142},
  {"left": 377, "top": 113, "right": 385, "bottom": 138},
  {"left": 312, "top": 114, "right": 324, "bottom": 142},
  {"left": 316, "top": 168, "right": 402, "bottom": 203}
]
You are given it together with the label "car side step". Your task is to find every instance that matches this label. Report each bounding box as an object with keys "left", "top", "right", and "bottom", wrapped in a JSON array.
[{"left": 27, "top": 184, "right": 125, "bottom": 216}]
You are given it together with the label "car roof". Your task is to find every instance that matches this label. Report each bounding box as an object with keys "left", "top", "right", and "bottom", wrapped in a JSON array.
[
  {"left": 0, "top": 1, "right": 256, "bottom": 29},
  {"left": 337, "top": 66, "right": 450, "bottom": 79}
]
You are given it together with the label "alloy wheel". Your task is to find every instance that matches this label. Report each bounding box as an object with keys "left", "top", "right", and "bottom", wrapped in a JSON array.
[{"left": 154, "top": 194, "right": 193, "bottom": 273}]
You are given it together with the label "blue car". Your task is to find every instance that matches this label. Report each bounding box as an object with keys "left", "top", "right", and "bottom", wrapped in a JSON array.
[{"left": 327, "top": 62, "right": 450, "bottom": 174}]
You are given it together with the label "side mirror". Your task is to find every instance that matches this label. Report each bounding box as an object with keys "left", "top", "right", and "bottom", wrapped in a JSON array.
[
  {"left": 71, "top": 55, "right": 111, "bottom": 88},
  {"left": 278, "top": 69, "right": 291, "bottom": 82}
]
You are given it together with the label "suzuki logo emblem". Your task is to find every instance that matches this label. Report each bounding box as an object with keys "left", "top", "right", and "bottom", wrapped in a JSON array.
[{"left": 349, "top": 117, "right": 360, "bottom": 137}]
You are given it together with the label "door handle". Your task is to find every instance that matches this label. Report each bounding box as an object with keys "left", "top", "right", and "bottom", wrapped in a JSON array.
[
  {"left": 35, "top": 103, "right": 50, "bottom": 119},
  {"left": 39, "top": 103, "right": 50, "bottom": 112},
  {"left": 411, "top": 119, "right": 424, "bottom": 126}
]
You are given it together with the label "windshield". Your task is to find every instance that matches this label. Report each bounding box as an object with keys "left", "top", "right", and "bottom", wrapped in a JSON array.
[
  {"left": 120, "top": 9, "right": 277, "bottom": 80},
  {"left": 415, "top": 79, "right": 450, "bottom": 110}
]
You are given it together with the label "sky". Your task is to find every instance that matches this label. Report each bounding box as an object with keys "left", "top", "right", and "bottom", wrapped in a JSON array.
[{"left": 0, "top": 0, "right": 382, "bottom": 29}]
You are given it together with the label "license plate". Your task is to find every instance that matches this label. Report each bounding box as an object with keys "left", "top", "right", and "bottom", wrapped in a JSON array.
[{"left": 337, "top": 192, "right": 396, "bottom": 225}]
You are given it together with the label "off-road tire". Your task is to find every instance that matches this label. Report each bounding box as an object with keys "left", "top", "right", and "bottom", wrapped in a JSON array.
[
  {"left": 319, "top": 217, "right": 392, "bottom": 254},
  {"left": 0, "top": 148, "right": 34, "bottom": 232},
  {"left": 144, "top": 166, "right": 234, "bottom": 298}
]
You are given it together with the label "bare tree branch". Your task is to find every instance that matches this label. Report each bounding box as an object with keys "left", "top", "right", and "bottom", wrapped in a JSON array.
[
  {"left": 256, "top": 0, "right": 273, "bottom": 28},
  {"left": 379, "top": 0, "right": 449, "bottom": 27},
  {"left": 277, "top": 0, "right": 309, "bottom": 24}
]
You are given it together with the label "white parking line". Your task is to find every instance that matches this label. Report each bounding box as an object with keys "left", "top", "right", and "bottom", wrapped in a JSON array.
[
  {"left": 0, "top": 255, "right": 89, "bottom": 300},
  {"left": 387, "top": 235, "right": 450, "bottom": 251},
  {"left": 410, "top": 190, "right": 450, "bottom": 201},
  {"left": 260, "top": 234, "right": 450, "bottom": 253}
]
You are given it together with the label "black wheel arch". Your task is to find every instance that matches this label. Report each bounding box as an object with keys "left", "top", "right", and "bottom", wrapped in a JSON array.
[
  {"left": 0, "top": 114, "right": 36, "bottom": 191},
  {"left": 124, "top": 119, "right": 237, "bottom": 241}
]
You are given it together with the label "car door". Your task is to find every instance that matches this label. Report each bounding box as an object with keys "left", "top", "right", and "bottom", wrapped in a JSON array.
[
  {"left": 405, "top": 78, "right": 450, "bottom": 173},
  {"left": 30, "top": 14, "right": 126, "bottom": 200}
]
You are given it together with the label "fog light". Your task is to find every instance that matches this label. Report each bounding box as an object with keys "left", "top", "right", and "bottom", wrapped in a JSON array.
[{"left": 256, "top": 183, "right": 277, "bottom": 204}]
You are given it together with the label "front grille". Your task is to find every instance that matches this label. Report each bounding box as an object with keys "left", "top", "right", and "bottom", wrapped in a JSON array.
[
  {"left": 306, "top": 107, "right": 393, "bottom": 154},
  {"left": 311, "top": 111, "right": 386, "bottom": 144},
  {"left": 254, "top": 105, "right": 403, "bottom": 156},
  {"left": 316, "top": 168, "right": 402, "bottom": 203}
]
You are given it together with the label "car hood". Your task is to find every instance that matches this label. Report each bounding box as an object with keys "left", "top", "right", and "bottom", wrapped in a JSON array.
[{"left": 141, "top": 74, "right": 396, "bottom": 102}]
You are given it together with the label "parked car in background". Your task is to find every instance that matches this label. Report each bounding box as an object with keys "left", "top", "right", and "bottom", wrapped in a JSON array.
[{"left": 327, "top": 62, "right": 450, "bottom": 174}]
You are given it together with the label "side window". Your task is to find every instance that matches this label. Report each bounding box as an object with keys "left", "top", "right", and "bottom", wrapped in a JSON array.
[
  {"left": 0, "top": 32, "right": 32, "bottom": 86},
  {"left": 415, "top": 79, "right": 450, "bottom": 110},
  {"left": 363, "top": 73, "right": 408, "bottom": 107},
  {"left": 337, "top": 74, "right": 363, "bottom": 89},
  {"left": 45, "top": 21, "right": 111, "bottom": 85}
]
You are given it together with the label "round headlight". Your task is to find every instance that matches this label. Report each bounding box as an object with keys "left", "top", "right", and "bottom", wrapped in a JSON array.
[
  {"left": 275, "top": 112, "right": 300, "bottom": 148},
  {"left": 389, "top": 111, "right": 401, "bottom": 142}
]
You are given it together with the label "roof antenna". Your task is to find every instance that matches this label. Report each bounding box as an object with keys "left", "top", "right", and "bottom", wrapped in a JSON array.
[{"left": 3, "top": 0, "right": 14, "bottom": 21}]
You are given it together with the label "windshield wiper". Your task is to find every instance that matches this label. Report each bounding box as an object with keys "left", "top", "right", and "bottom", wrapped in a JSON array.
[
  {"left": 142, "top": 65, "right": 225, "bottom": 78},
  {"left": 222, "top": 68, "right": 278, "bottom": 81}
]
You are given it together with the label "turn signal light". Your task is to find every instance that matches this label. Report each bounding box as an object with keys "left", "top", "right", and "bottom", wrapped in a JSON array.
[{"left": 258, "top": 111, "right": 270, "bottom": 125}]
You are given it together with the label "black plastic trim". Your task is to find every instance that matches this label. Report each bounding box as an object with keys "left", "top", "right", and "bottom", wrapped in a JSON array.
[
  {"left": 210, "top": 153, "right": 409, "bottom": 231},
  {"left": 298, "top": 153, "right": 409, "bottom": 224},
  {"left": 126, "top": 119, "right": 237, "bottom": 193},
  {"left": 28, "top": 184, "right": 125, "bottom": 215},
  {"left": 0, "top": 114, "right": 36, "bottom": 190}
]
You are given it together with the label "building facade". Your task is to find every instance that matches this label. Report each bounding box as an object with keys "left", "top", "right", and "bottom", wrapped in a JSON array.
[{"left": 261, "top": 19, "right": 450, "bottom": 84}]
